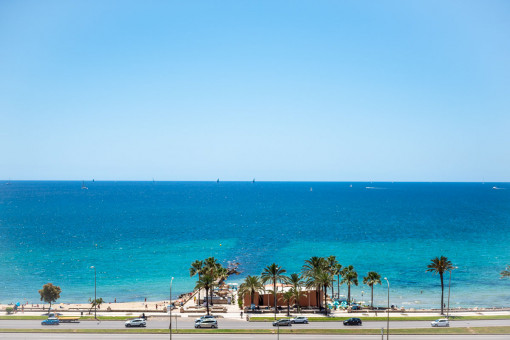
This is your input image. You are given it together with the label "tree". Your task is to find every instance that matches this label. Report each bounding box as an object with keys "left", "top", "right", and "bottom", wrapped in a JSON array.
[
  {"left": 316, "top": 268, "right": 334, "bottom": 315},
  {"left": 501, "top": 265, "right": 510, "bottom": 278},
  {"left": 203, "top": 257, "right": 222, "bottom": 306},
  {"left": 334, "top": 262, "right": 342, "bottom": 301},
  {"left": 190, "top": 260, "right": 203, "bottom": 304},
  {"left": 280, "top": 290, "right": 294, "bottom": 316},
  {"left": 38, "top": 283, "right": 61, "bottom": 310},
  {"left": 88, "top": 297, "right": 104, "bottom": 314},
  {"left": 426, "top": 256, "right": 454, "bottom": 315},
  {"left": 238, "top": 275, "right": 264, "bottom": 306},
  {"left": 363, "top": 271, "right": 382, "bottom": 309},
  {"left": 195, "top": 274, "right": 214, "bottom": 315},
  {"left": 340, "top": 265, "right": 358, "bottom": 305},
  {"left": 288, "top": 273, "right": 305, "bottom": 312},
  {"left": 302, "top": 256, "right": 327, "bottom": 311},
  {"left": 327, "top": 256, "right": 340, "bottom": 302},
  {"left": 261, "top": 263, "right": 288, "bottom": 320}
]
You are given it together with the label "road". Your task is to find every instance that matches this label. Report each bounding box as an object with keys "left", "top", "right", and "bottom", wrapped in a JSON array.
[
  {"left": 1, "top": 334, "right": 510, "bottom": 340},
  {"left": 0, "top": 318, "right": 509, "bottom": 329}
]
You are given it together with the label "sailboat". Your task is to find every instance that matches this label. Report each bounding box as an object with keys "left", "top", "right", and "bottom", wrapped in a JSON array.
[
  {"left": 81, "top": 181, "right": 88, "bottom": 190},
  {"left": 252, "top": 178, "right": 255, "bottom": 183},
  {"left": 217, "top": 178, "right": 220, "bottom": 183}
]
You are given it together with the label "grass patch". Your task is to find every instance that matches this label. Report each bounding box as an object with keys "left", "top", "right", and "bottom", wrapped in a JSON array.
[
  {"left": 249, "top": 315, "right": 510, "bottom": 322},
  {"left": 0, "top": 316, "right": 134, "bottom": 321},
  {"left": 0, "top": 327, "right": 509, "bottom": 335}
]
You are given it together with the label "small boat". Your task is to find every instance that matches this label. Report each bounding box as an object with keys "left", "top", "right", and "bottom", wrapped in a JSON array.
[
  {"left": 217, "top": 178, "right": 220, "bottom": 183},
  {"left": 252, "top": 178, "right": 255, "bottom": 183},
  {"left": 310, "top": 187, "right": 313, "bottom": 192},
  {"left": 81, "top": 181, "right": 88, "bottom": 190}
]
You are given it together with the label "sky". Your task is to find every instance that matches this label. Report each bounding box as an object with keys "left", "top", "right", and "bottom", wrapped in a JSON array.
[{"left": 1, "top": 0, "right": 509, "bottom": 181}]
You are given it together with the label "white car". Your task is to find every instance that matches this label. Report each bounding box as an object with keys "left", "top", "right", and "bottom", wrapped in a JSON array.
[
  {"left": 431, "top": 319, "right": 449, "bottom": 327},
  {"left": 125, "top": 318, "right": 147, "bottom": 327}
]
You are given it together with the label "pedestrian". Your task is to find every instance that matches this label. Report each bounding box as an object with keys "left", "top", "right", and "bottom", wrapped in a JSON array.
[
  {"left": 114, "top": 298, "right": 116, "bottom": 303},
  {"left": 145, "top": 297, "right": 147, "bottom": 302},
  {"left": 240, "top": 311, "right": 243, "bottom": 319}
]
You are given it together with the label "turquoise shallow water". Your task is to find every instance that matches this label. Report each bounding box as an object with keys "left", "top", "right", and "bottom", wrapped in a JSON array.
[{"left": 0, "top": 181, "right": 509, "bottom": 308}]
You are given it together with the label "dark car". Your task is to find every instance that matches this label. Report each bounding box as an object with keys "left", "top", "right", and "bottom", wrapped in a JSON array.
[
  {"left": 272, "top": 319, "right": 292, "bottom": 326},
  {"left": 343, "top": 317, "right": 362, "bottom": 326}
]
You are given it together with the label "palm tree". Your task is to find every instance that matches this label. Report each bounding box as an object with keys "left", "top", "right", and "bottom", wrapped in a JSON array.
[
  {"left": 426, "top": 256, "right": 454, "bottom": 315},
  {"left": 501, "top": 265, "right": 510, "bottom": 278},
  {"left": 190, "top": 260, "right": 203, "bottom": 304},
  {"left": 195, "top": 274, "right": 214, "bottom": 315},
  {"left": 280, "top": 290, "right": 294, "bottom": 316},
  {"left": 327, "top": 256, "right": 340, "bottom": 302},
  {"left": 302, "top": 256, "right": 327, "bottom": 311},
  {"left": 334, "top": 262, "right": 342, "bottom": 300},
  {"left": 363, "top": 271, "right": 381, "bottom": 309},
  {"left": 316, "top": 269, "right": 334, "bottom": 315},
  {"left": 261, "top": 263, "right": 288, "bottom": 320},
  {"left": 203, "top": 257, "right": 221, "bottom": 306},
  {"left": 288, "top": 273, "right": 305, "bottom": 311},
  {"left": 340, "top": 265, "right": 358, "bottom": 305},
  {"left": 238, "top": 275, "right": 264, "bottom": 307}
]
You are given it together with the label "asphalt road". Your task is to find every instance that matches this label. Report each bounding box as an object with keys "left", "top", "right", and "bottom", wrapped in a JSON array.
[
  {"left": 0, "top": 318, "right": 509, "bottom": 330},
  {"left": 1, "top": 334, "right": 510, "bottom": 340}
]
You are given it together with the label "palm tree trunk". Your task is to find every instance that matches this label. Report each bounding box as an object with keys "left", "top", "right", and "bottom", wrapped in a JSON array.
[
  {"left": 210, "top": 283, "right": 214, "bottom": 306},
  {"left": 337, "top": 274, "right": 340, "bottom": 300},
  {"left": 371, "top": 285, "right": 374, "bottom": 309},
  {"left": 324, "top": 286, "right": 328, "bottom": 315},
  {"left": 440, "top": 273, "right": 444, "bottom": 315},
  {"left": 287, "top": 302, "right": 290, "bottom": 316},
  {"left": 198, "top": 274, "right": 201, "bottom": 304},
  {"left": 205, "top": 287, "right": 210, "bottom": 315},
  {"left": 273, "top": 280, "right": 277, "bottom": 320},
  {"left": 347, "top": 284, "right": 351, "bottom": 305}
]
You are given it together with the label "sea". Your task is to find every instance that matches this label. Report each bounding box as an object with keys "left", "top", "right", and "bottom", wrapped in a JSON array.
[{"left": 1, "top": 181, "right": 509, "bottom": 309}]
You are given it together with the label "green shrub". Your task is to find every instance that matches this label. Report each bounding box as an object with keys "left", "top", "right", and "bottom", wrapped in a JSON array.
[{"left": 6, "top": 307, "right": 14, "bottom": 314}]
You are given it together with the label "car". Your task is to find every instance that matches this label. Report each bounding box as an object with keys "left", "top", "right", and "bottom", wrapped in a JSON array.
[
  {"left": 351, "top": 304, "right": 362, "bottom": 310},
  {"left": 195, "top": 315, "right": 216, "bottom": 323},
  {"left": 41, "top": 318, "right": 60, "bottom": 325},
  {"left": 125, "top": 318, "right": 147, "bottom": 327},
  {"left": 290, "top": 316, "right": 309, "bottom": 324},
  {"left": 195, "top": 319, "right": 218, "bottom": 328},
  {"left": 272, "top": 319, "right": 292, "bottom": 326},
  {"left": 343, "top": 317, "right": 362, "bottom": 326},
  {"left": 431, "top": 319, "right": 450, "bottom": 327}
]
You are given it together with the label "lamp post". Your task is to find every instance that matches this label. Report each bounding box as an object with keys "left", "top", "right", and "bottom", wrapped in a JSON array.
[
  {"left": 169, "top": 277, "right": 174, "bottom": 340},
  {"left": 384, "top": 277, "right": 389, "bottom": 340},
  {"left": 447, "top": 266, "right": 458, "bottom": 319},
  {"left": 361, "top": 291, "right": 364, "bottom": 307},
  {"left": 90, "top": 266, "right": 96, "bottom": 319}
]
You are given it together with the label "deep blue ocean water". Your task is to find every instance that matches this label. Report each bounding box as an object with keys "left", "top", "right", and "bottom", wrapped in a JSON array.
[{"left": 1, "top": 181, "right": 509, "bottom": 308}]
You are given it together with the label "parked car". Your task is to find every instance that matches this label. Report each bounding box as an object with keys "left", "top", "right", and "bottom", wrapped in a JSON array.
[
  {"left": 431, "top": 319, "right": 450, "bottom": 327},
  {"left": 125, "top": 318, "right": 147, "bottom": 327},
  {"left": 195, "top": 319, "right": 218, "bottom": 328},
  {"left": 343, "top": 317, "right": 362, "bottom": 326},
  {"left": 272, "top": 319, "right": 292, "bottom": 326},
  {"left": 351, "top": 304, "right": 362, "bottom": 310},
  {"left": 41, "top": 318, "right": 60, "bottom": 326},
  {"left": 195, "top": 315, "right": 216, "bottom": 323},
  {"left": 290, "top": 316, "right": 309, "bottom": 324}
]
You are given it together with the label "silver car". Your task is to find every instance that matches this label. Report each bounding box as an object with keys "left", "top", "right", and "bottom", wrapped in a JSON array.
[
  {"left": 431, "top": 319, "right": 450, "bottom": 327},
  {"left": 291, "top": 316, "right": 309, "bottom": 324},
  {"left": 125, "top": 318, "right": 146, "bottom": 327},
  {"left": 195, "top": 319, "right": 218, "bottom": 328}
]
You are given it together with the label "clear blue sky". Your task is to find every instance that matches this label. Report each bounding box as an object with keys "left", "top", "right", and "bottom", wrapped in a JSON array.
[{"left": 1, "top": 0, "right": 509, "bottom": 181}]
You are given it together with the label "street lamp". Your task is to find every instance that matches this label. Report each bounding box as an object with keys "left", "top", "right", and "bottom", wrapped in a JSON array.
[
  {"left": 90, "top": 266, "right": 96, "bottom": 319},
  {"left": 361, "top": 291, "right": 364, "bottom": 306},
  {"left": 169, "top": 277, "right": 174, "bottom": 340},
  {"left": 384, "top": 277, "right": 389, "bottom": 340},
  {"left": 447, "top": 266, "right": 458, "bottom": 319}
]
